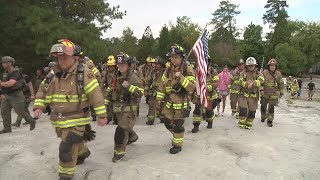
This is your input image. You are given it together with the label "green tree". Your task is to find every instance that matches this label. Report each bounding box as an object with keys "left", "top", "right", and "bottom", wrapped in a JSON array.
[
  {"left": 137, "top": 26, "right": 156, "bottom": 63},
  {"left": 275, "top": 43, "right": 306, "bottom": 75},
  {"left": 240, "top": 23, "right": 264, "bottom": 62},
  {"left": 157, "top": 25, "right": 171, "bottom": 59},
  {"left": 263, "top": 0, "right": 290, "bottom": 55},
  {"left": 0, "top": 0, "right": 125, "bottom": 73},
  {"left": 211, "top": 0, "right": 241, "bottom": 39},
  {"left": 111, "top": 27, "right": 139, "bottom": 56},
  {"left": 209, "top": 0, "right": 241, "bottom": 66}
]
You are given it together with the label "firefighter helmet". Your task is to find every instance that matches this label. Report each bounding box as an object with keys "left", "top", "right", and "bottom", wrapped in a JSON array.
[
  {"left": 267, "top": 59, "right": 277, "bottom": 65},
  {"left": 166, "top": 44, "right": 185, "bottom": 57},
  {"left": 146, "top": 57, "right": 156, "bottom": 63},
  {"left": 116, "top": 52, "right": 132, "bottom": 64},
  {"left": 245, "top": 57, "right": 257, "bottom": 66},
  {"left": 154, "top": 56, "right": 165, "bottom": 65},
  {"left": 107, "top": 55, "right": 116, "bottom": 66},
  {"left": 50, "top": 39, "right": 75, "bottom": 57}
]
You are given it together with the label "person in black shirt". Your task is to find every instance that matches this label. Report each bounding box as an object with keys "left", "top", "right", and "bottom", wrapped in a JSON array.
[
  {"left": 307, "top": 80, "right": 315, "bottom": 100},
  {"left": 0, "top": 56, "right": 36, "bottom": 134}
]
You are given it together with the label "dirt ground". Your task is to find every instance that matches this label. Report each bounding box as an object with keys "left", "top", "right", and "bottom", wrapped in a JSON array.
[{"left": 0, "top": 79, "right": 319, "bottom": 180}]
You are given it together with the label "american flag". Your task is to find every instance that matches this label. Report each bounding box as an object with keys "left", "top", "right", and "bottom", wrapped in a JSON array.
[{"left": 192, "top": 29, "right": 209, "bottom": 107}]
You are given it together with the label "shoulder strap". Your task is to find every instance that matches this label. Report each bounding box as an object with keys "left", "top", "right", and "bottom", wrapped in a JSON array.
[{"left": 76, "top": 63, "right": 85, "bottom": 110}]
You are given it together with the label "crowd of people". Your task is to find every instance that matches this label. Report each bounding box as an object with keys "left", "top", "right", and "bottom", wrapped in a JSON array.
[{"left": 0, "top": 39, "right": 317, "bottom": 180}]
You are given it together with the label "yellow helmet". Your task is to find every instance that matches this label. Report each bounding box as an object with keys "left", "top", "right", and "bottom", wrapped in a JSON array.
[
  {"left": 146, "top": 57, "right": 156, "bottom": 63},
  {"left": 165, "top": 62, "right": 171, "bottom": 68},
  {"left": 107, "top": 55, "right": 116, "bottom": 66}
]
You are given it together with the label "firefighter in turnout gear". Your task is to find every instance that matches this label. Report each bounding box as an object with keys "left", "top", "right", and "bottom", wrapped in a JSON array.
[
  {"left": 238, "top": 57, "right": 264, "bottom": 130},
  {"left": 191, "top": 57, "right": 219, "bottom": 133},
  {"left": 73, "top": 44, "right": 102, "bottom": 122},
  {"left": 103, "top": 55, "right": 118, "bottom": 124},
  {"left": 156, "top": 44, "right": 196, "bottom": 154},
  {"left": 291, "top": 79, "right": 299, "bottom": 99},
  {"left": 131, "top": 57, "right": 144, "bottom": 116},
  {"left": 105, "top": 52, "right": 143, "bottom": 163},
  {"left": 141, "top": 57, "right": 155, "bottom": 103},
  {"left": 229, "top": 59, "right": 245, "bottom": 119},
  {"left": 33, "top": 39, "right": 107, "bottom": 180},
  {"left": 0, "top": 56, "right": 36, "bottom": 134},
  {"left": 145, "top": 56, "right": 166, "bottom": 125},
  {"left": 260, "top": 59, "right": 284, "bottom": 127}
]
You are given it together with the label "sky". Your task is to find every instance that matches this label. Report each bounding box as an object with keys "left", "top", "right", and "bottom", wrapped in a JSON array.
[{"left": 105, "top": 0, "right": 320, "bottom": 39}]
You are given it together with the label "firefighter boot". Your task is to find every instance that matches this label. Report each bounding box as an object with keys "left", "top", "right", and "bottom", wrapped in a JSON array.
[
  {"left": 267, "top": 121, "right": 273, "bottom": 127},
  {"left": 191, "top": 123, "right": 199, "bottom": 133},
  {"left": 77, "top": 150, "right": 91, "bottom": 165},
  {"left": 169, "top": 146, "right": 182, "bottom": 154},
  {"left": 207, "top": 122, "right": 213, "bottom": 129}
]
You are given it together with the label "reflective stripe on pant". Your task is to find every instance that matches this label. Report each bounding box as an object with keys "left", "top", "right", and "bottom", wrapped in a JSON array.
[
  {"left": 1, "top": 92, "right": 35, "bottom": 131},
  {"left": 162, "top": 106, "right": 185, "bottom": 147},
  {"left": 114, "top": 112, "right": 137, "bottom": 155},
  {"left": 192, "top": 103, "right": 202, "bottom": 124},
  {"left": 260, "top": 97, "right": 278, "bottom": 122},
  {"left": 238, "top": 96, "right": 258, "bottom": 127},
  {"left": 55, "top": 126, "right": 88, "bottom": 178},
  {"left": 230, "top": 93, "right": 239, "bottom": 113},
  {"left": 147, "top": 96, "right": 156, "bottom": 122}
]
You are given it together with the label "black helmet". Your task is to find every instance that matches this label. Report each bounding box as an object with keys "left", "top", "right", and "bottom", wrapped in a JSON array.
[
  {"left": 74, "top": 44, "right": 83, "bottom": 56},
  {"left": 154, "top": 56, "right": 165, "bottom": 65},
  {"left": 116, "top": 52, "right": 132, "bottom": 64},
  {"left": 166, "top": 44, "right": 185, "bottom": 57}
]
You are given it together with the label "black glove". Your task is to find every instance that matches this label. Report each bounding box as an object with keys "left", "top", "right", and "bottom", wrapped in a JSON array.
[{"left": 83, "top": 124, "right": 96, "bottom": 141}]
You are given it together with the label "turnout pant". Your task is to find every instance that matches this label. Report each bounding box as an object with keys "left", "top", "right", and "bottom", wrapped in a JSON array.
[
  {"left": 230, "top": 93, "right": 239, "bottom": 114},
  {"left": 162, "top": 107, "right": 186, "bottom": 147},
  {"left": 147, "top": 96, "right": 156, "bottom": 122},
  {"left": 192, "top": 102, "right": 214, "bottom": 125},
  {"left": 238, "top": 96, "right": 259, "bottom": 128},
  {"left": 56, "top": 126, "right": 89, "bottom": 178},
  {"left": 260, "top": 97, "right": 278, "bottom": 123},
  {"left": 114, "top": 112, "right": 138, "bottom": 156}
]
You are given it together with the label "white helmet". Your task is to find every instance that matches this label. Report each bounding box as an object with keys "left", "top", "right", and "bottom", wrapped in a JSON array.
[{"left": 245, "top": 57, "right": 257, "bottom": 66}]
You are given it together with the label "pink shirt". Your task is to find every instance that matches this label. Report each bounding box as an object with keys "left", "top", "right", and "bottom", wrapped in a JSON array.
[{"left": 218, "top": 71, "right": 230, "bottom": 91}]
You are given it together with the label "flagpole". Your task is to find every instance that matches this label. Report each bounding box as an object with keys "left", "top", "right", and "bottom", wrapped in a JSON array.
[{"left": 185, "top": 22, "right": 210, "bottom": 61}]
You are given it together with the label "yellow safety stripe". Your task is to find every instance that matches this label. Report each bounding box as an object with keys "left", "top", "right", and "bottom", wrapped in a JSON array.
[
  {"left": 45, "top": 94, "right": 88, "bottom": 103},
  {"left": 105, "top": 99, "right": 110, "bottom": 103},
  {"left": 243, "top": 92, "right": 257, "bottom": 98},
  {"left": 92, "top": 67, "right": 99, "bottom": 75},
  {"left": 255, "top": 80, "right": 261, "bottom": 87},
  {"left": 161, "top": 74, "right": 167, "bottom": 81},
  {"left": 265, "top": 82, "right": 278, "bottom": 87},
  {"left": 93, "top": 105, "right": 106, "bottom": 115},
  {"left": 213, "top": 76, "right": 219, "bottom": 81},
  {"left": 193, "top": 116, "right": 202, "bottom": 122},
  {"left": 156, "top": 92, "right": 165, "bottom": 99},
  {"left": 34, "top": 99, "right": 46, "bottom": 108},
  {"left": 172, "top": 138, "right": 183, "bottom": 144},
  {"left": 231, "top": 89, "right": 239, "bottom": 94},
  {"left": 165, "top": 86, "right": 173, "bottom": 93},
  {"left": 241, "top": 81, "right": 247, "bottom": 87},
  {"left": 208, "top": 94, "right": 219, "bottom": 100},
  {"left": 165, "top": 102, "right": 188, "bottom": 109},
  {"left": 51, "top": 117, "right": 91, "bottom": 128},
  {"left": 84, "top": 79, "right": 99, "bottom": 94},
  {"left": 186, "top": 76, "right": 196, "bottom": 82},
  {"left": 105, "top": 87, "right": 111, "bottom": 93},
  {"left": 181, "top": 78, "right": 190, "bottom": 88},
  {"left": 114, "top": 150, "right": 125, "bottom": 155},
  {"left": 58, "top": 165, "right": 75, "bottom": 175},
  {"left": 258, "top": 76, "right": 265, "bottom": 82},
  {"left": 128, "top": 85, "right": 137, "bottom": 93},
  {"left": 207, "top": 85, "right": 213, "bottom": 91},
  {"left": 137, "top": 87, "right": 144, "bottom": 94},
  {"left": 233, "top": 80, "right": 239, "bottom": 84}
]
